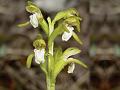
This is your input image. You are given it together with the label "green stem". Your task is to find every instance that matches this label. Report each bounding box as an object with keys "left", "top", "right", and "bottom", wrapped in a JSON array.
[
  {"left": 46, "top": 76, "right": 55, "bottom": 90},
  {"left": 47, "top": 17, "right": 56, "bottom": 90}
]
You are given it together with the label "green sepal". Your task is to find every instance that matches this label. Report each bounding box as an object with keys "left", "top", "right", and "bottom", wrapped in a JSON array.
[
  {"left": 26, "top": 53, "right": 34, "bottom": 68},
  {"left": 33, "top": 38, "right": 46, "bottom": 49},
  {"left": 54, "top": 58, "right": 87, "bottom": 78},
  {"left": 53, "top": 8, "right": 79, "bottom": 23},
  {"left": 26, "top": 1, "right": 40, "bottom": 13},
  {"left": 64, "top": 16, "right": 81, "bottom": 32},
  {"left": 61, "top": 47, "right": 81, "bottom": 59},
  {"left": 72, "top": 31, "right": 83, "bottom": 45},
  {"left": 17, "top": 22, "right": 30, "bottom": 27}
]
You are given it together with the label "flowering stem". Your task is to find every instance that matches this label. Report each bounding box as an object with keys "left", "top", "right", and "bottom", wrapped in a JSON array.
[
  {"left": 47, "top": 45, "right": 55, "bottom": 90},
  {"left": 47, "top": 17, "right": 55, "bottom": 90},
  {"left": 46, "top": 75, "right": 55, "bottom": 90},
  {"left": 23, "top": 2, "right": 86, "bottom": 90}
]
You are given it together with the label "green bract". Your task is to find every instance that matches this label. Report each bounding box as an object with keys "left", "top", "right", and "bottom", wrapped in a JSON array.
[
  {"left": 61, "top": 47, "right": 81, "bottom": 60},
  {"left": 26, "top": 53, "right": 34, "bottom": 68},
  {"left": 19, "top": 1, "right": 87, "bottom": 90}
]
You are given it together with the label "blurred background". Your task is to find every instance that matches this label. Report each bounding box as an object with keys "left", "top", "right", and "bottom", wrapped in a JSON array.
[{"left": 0, "top": 0, "right": 120, "bottom": 90}]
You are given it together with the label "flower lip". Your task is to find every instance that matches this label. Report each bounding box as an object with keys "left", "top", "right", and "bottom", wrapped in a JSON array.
[
  {"left": 62, "top": 25, "right": 74, "bottom": 41},
  {"left": 29, "top": 13, "right": 39, "bottom": 28},
  {"left": 68, "top": 63, "right": 75, "bottom": 73},
  {"left": 34, "top": 48, "right": 45, "bottom": 64}
]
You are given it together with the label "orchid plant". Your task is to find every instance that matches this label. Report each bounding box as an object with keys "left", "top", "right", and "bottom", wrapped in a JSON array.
[{"left": 19, "top": 1, "right": 87, "bottom": 90}]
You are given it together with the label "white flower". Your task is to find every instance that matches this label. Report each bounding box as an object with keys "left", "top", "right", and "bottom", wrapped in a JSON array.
[
  {"left": 34, "top": 48, "right": 45, "bottom": 64},
  {"left": 29, "top": 13, "right": 39, "bottom": 28},
  {"left": 62, "top": 25, "right": 74, "bottom": 41},
  {"left": 67, "top": 63, "right": 75, "bottom": 73}
]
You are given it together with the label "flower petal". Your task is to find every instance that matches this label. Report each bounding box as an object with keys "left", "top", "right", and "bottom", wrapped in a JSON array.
[
  {"left": 30, "top": 13, "right": 38, "bottom": 28},
  {"left": 34, "top": 49, "right": 45, "bottom": 64},
  {"left": 68, "top": 63, "right": 75, "bottom": 73},
  {"left": 62, "top": 26, "right": 74, "bottom": 41}
]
